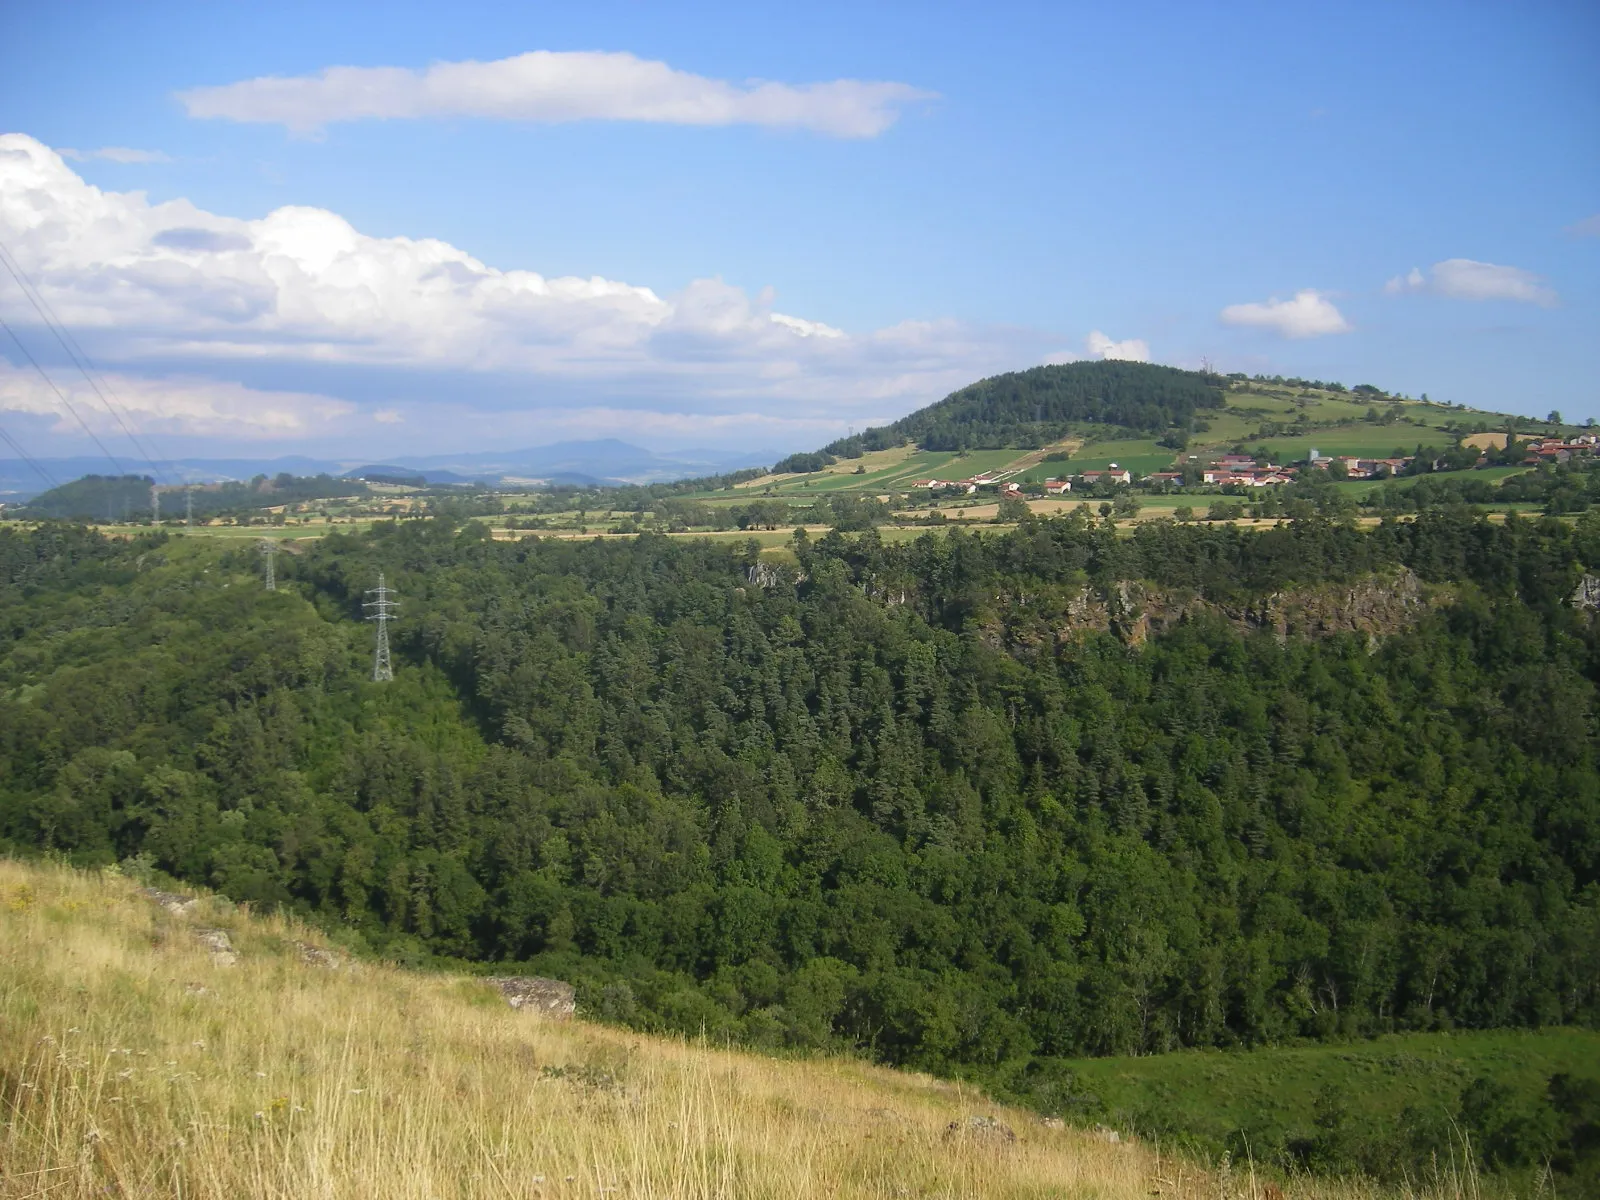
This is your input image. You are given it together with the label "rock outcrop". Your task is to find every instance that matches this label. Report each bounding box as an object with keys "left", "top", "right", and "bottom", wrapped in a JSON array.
[
  {"left": 295, "top": 941, "right": 344, "bottom": 969},
  {"left": 1051, "top": 568, "right": 1442, "bottom": 649},
  {"left": 195, "top": 928, "right": 237, "bottom": 966},
  {"left": 488, "top": 976, "right": 577, "bottom": 1019},
  {"left": 140, "top": 887, "right": 199, "bottom": 917},
  {"left": 942, "top": 1115, "right": 1016, "bottom": 1145},
  {"left": 1572, "top": 574, "right": 1600, "bottom": 611}
]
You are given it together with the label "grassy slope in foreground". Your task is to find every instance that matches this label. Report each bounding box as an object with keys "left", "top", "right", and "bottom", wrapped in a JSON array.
[{"left": 0, "top": 861, "right": 1469, "bottom": 1200}]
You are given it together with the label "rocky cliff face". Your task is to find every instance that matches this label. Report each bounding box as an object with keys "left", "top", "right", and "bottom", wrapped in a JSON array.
[
  {"left": 1051, "top": 567, "right": 1444, "bottom": 649},
  {"left": 1572, "top": 574, "right": 1600, "bottom": 611}
]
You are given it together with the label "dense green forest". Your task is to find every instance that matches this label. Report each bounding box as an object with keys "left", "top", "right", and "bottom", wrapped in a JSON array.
[
  {"left": 823, "top": 360, "right": 1224, "bottom": 455},
  {"left": 2, "top": 512, "right": 1598, "bottom": 1182}
]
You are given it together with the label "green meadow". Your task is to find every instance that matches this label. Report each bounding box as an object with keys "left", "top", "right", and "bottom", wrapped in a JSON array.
[{"left": 1044, "top": 1028, "right": 1600, "bottom": 1181}]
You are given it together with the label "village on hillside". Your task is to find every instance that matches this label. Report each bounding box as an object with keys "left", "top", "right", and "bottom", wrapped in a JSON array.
[{"left": 911, "top": 435, "right": 1598, "bottom": 498}]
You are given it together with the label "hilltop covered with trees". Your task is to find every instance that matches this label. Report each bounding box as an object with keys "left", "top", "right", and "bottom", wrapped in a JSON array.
[{"left": 811, "top": 361, "right": 1224, "bottom": 459}]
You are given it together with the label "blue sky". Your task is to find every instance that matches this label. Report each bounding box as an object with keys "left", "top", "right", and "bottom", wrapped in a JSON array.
[{"left": 0, "top": 0, "right": 1595, "bottom": 461}]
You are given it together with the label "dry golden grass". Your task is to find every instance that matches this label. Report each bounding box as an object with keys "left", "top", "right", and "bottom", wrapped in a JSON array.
[{"left": 0, "top": 860, "right": 1464, "bottom": 1199}]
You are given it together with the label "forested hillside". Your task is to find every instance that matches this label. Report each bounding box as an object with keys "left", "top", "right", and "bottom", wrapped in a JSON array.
[
  {"left": 1, "top": 514, "right": 1597, "bottom": 1165},
  {"left": 824, "top": 360, "right": 1224, "bottom": 455},
  {"left": 0, "top": 518, "right": 1593, "bottom": 1196}
]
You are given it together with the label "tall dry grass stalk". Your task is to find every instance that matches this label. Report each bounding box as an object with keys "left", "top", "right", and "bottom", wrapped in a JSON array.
[{"left": 0, "top": 859, "right": 1475, "bottom": 1199}]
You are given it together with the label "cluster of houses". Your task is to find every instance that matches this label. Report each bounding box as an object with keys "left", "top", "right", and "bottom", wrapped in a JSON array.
[
  {"left": 908, "top": 435, "right": 1594, "bottom": 501},
  {"left": 1523, "top": 436, "right": 1599, "bottom": 465},
  {"left": 1305, "top": 452, "right": 1407, "bottom": 481}
]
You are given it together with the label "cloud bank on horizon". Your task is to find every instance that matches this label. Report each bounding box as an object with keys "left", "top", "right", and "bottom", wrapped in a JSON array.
[
  {"left": 178, "top": 50, "right": 935, "bottom": 138},
  {"left": 0, "top": 133, "right": 1109, "bottom": 454}
]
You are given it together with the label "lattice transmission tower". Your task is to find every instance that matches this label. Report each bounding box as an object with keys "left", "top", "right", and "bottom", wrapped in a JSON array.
[
  {"left": 259, "top": 538, "right": 277, "bottom": 591},
  {"left": 363, "top": 573, "right": 398, "bottom": 682}
]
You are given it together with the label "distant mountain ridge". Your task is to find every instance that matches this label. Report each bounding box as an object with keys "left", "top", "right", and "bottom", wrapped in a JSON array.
[{"left": 0, "top": 440, "right": 772, "bottom": 502}]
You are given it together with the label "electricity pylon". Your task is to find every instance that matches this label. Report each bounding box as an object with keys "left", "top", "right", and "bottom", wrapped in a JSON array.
[
  {"left": 259, "top": 538, "right": 277, "bottom": 591},
  {"left": 151, "top": 485, "right": 160, "bottom": 524},
  {"left": 363, "top": 573, "right": 398, "bottom": 682},
  {"left": 185, "top": 489, "right": 193, "bottom": 527}
]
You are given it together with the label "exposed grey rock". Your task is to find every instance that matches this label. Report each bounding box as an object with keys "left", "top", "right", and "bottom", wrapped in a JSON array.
[
  {"left": 1573, "top": 574, "right": 1600, "bottom": 611},
  {"left": 942, "top": 1115, "right": 1016, "bottom": 1145},
  {"left": 488, "top": 975, "right": 576, "bottom": 1019},
  {"left": 140, "top": 887, "right": 199, "bottom": 917},
  {"left": 1039, "top": 1116, "right": 1065, "bottom": 1129},
  {"left": 747, "top": 561, "right": 784, "bottom": 589},
  {"left": 294, "top": 941, "right": 343, "bottom": 969},
  {"left": 1046, "top": 567, "right": 1441, "bottom": 649},
  {"left": 1092, "top": 1124, "right": 1122, "bottom": 1144},
  {"left": 195, "top": 928, "right": 237, "bottom": 966}
]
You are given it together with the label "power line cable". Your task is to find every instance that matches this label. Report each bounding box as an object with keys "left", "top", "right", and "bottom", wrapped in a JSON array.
[
  {"left": 0, "top": 313, "right": 127, "bottom": 474},
  {"left": 0, "top": 241, "right": 176, "bottom": 481},
  {"left": 0, "top": 420, "right": 58, "bottom": 490},
  {"left": 0, "top": 239, "right": 176, "bottom": 484}
]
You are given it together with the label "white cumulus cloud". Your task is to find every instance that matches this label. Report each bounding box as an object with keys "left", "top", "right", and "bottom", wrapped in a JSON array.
[
  {"left": 58, "top": 146, "right": 172, "bottom": 164},
  {"left": 1085, "top": 330, "right": 1150, "bottom": 361},
  {"left": 1220, "top": 290, "right": 1351, "bottom": 338},
  {"left": 1385, "top": 258, "right": 1557, "bottom": 306},
  {"left": 1568, "top": 214, "right": 1600, "bottom": 238},
  {"left": 177, "top": 50, "right": 934, "bottom": 138},
  {"left": 0, "top": 134, "right": 1046, "bottom": 452}
]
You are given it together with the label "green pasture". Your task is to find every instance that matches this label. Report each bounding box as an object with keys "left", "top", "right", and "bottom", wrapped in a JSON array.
[
  {"left": 1014, "top": 464, "right": 1074, "bottom": 483},
  {"left": 889, "top": 447, "right": 1026, "bottom": 481},
  {"left": 1061, "top": 438, "right": 1174, "bottom": 475},
  {"left": 1194, "top": 390, "right": 1491, "bottom": 458},
  {"left": 47, "top": 520, "right": 375, "bottom": 541},
  {"left": 1332, "top": 465, "right": 1531, "bottom": 499},
  {"left": 757, "top": 449, "right": 953, "bottom": 494},
  {"left": 756, "top": 448, "right": 1037, "bottom": 496},
  {"left": 1192, "top": 408, "right": 1277, "bottom": 445},
  {"left": 1239, "top": 424, "right": 1455, "bottom": 461},
  {"left": 1050, "top": 1027, "right": 1600, "bottom": 1164}
]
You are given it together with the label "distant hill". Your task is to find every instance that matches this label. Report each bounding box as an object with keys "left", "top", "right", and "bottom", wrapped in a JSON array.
[
  {"left": 746, "top": 363, "right": 1572, "bottom": 494},
  {"left": 391, "top": 439, "right": 769, "bottom": 485},
  {"left": 17, "top": 471, "right": 366, "bottom": 522},
  {"left": 822, "top": 361, "right": 1224, "bottom": 457},
  {"left": 0, "top": 441, "right": 772, "bottom": 503},
  {"left": 17, "top": 473, "right": 157, "bottom": 521},
  {"left": 343, "top": 465, "right": 479, "bottom": 487}
]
